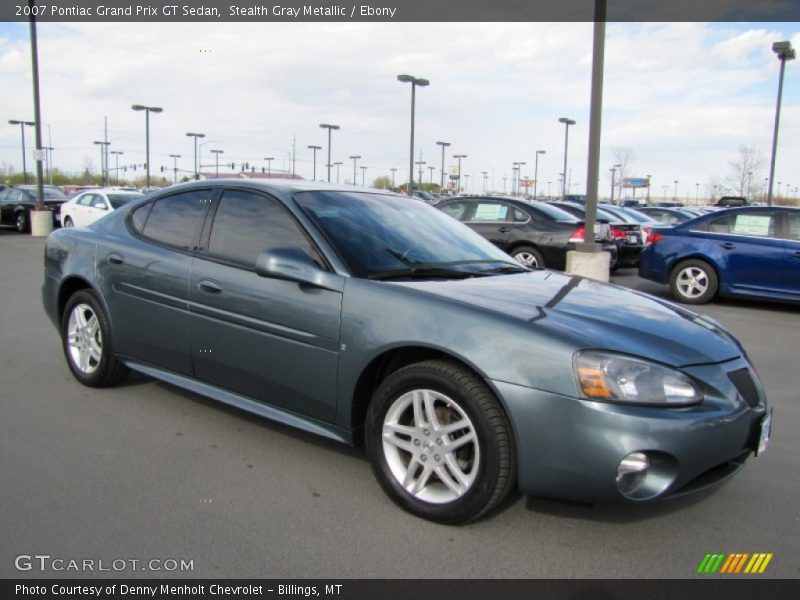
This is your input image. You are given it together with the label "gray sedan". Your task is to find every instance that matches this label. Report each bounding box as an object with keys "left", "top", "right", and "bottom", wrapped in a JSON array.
[{"left": 42, "top": 180, "right": 770, "bottom": 524}]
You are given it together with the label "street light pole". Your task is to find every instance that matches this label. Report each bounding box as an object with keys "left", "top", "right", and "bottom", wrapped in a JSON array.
[
  {"left": 673, "top": 180, "right": 679, "bottom": 200},
  {"left": 533, "top": 150, "right": 545, "bottom": 199},
  {"left": 185, "top": 132, "right": 205, "bottom": 180},
  {"left": 308, "top": 145, "right": 322, "bottom": 180},
  {"left": 349, "top": 155, "right": 361, "bottom": 185},
  {"left": 360, "top": 165, "right": 367, "bottom": 187},
  {"left": 93, "top": 140, "right": 110, "bottom": 186},
  {"left": 429, "top": 165, "right": 436, "bottom": 186},
  {"left": 415, "top": 159, "right": 426, "bottom": 187},
  {"left": 481, "top": 171, "right": 488, "bottom": 194},
  {"left": 609, "top": 163, "right": 621, "bottom": 203},
  {"left": 398, "top": 74, "right": 430, "bottom": 196},
  {"left": 453, "top": 154, "right": 467, "bottom": 194},
  {"left": 210, "top": 149, "right": 223, "bottom": 178},
  {"left": 110, "top": 150, "right": 123, "bottom": 185},
  {"left": 264, "top": 157, "right": 274, "bottom": 179},
  {"left": 319, "top": 123, "right": 340, "bottom": 183},
  {"left": 513, "top": 162, "right": 526, "bottom": 197},
  {"left": 8, "top": 120, "right": 35, "bottom": 184},
  {"left": 767, "top": 40, "right": 795, "bottom": 206},
  {"left": 334, "top": 161, "right": 343, "bottom": 184},
  {"left": 168, "top": 154, "right": 180, "bottom": 184},
  {"left": 132, "top": 105, "right": 163, "bottom": 189},
  {"left": 558, "top": 117, "right": 576, "bottom": 200},
  {"left": 436, "top": 141, "right": 450, "bottom": 191},
  {"left": 390, "top": 167, "right": 397, "bottom": 190}
]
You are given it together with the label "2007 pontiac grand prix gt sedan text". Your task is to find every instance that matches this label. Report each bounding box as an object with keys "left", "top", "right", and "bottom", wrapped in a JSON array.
[{"left": 42, "top": 180, "right": 772, "bottom": 524}]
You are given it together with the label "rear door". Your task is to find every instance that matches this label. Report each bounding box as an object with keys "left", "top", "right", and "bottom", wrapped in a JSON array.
[
  {"left": 462, "top": 200, "right": 513, "bottom": 250},
  {"left": 96, "top": 188, "right": 215, "bottom": 375},
  {"left": 71, "top": 193, "right": 94, "bottom": 226},
  {"left": 188, "top": 187, "right": 343, "bottom": 422},
  {"left": 703, "top": 210, "right": 784, "bottom": 294},
  {"left": 781, "top": 211, "right": 800, "bottom": 298}
]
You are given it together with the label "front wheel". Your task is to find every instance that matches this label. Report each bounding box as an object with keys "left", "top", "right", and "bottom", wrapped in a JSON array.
[
  {"left": 61, "top": 289, "right": 128, "bottom": 387},
  {"left": 365, "top": 360, "right": 516, "bottom": 524},
  {"left": 15, "top": 211, "right": 29, "bottom": 233},
  {"left": 63, "top": 216, "right": 74, "bottom": 228},
  {"left": 669, "top": 259, "right": 718, "bottom": 304}
]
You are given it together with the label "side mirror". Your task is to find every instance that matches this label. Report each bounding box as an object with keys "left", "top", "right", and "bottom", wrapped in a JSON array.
[{"left": 254, "top": 247, "right": 343, "bottom": 292}]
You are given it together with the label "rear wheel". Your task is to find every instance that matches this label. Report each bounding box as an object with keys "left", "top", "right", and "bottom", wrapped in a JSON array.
[
  {"left": 63, "top": 216, "right": 74, "bottom": 228},
  {"left": 366, "top": 360, "right": 516, "bottom": 524},
  {"left": 511, "top": 246, "right": 545, "bottom": 268},
  {"left": 669, "top": 259, "right": 718, "bottom": 304},
  {"left": 61, "top": 290, "right": 128, "bottom": 387}
]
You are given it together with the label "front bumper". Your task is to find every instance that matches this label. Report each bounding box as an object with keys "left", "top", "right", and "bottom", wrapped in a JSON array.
[{"left": 491, "top": 356, "right": 767, "bottom": 503}]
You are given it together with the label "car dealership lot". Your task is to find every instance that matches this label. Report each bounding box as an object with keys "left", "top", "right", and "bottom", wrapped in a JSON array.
[{"left": 1, "top": 230, "right": 798, "bottom": 579}]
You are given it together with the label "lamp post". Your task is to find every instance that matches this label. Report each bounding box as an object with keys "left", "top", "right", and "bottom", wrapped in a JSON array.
[
  {"left": 168, "top": 154, "right": 180, "bottom": 184},
  {"left": 436, "top": 140, "right": 450, "bottom": 190},
  {"left": 646, "top": 174, "right": 652, "bottom": 204},
  {"left": 415, "top": 159, "right": 426, "bottom": 187},
  {"left": 210, "top": 149, "right": 223, "bottom": 178},
  {"left": 334, "top": 161, "right": 343, "bottom": 183},
  {"left": 767, "top": 40, "right": 795, "bottom": 206},
  {"left": 695, "top": 182, "right": 699, "bottom": 203},
  {"left": 349, "top": 155, "right": 361, "bottom": 186},
  {"left": 308, "top": 145, "right": 321, "bottom": 180},
  {"left": 453, "top": 154, "right": 467, "bottom": 194},
  {"left": 43, "top": 145, "right": 54, "bottom": 185},
  {"left": 110, "top": 150, "right": 123, "bottom": 185},
  {"left": 131, "top": 105, "right": 162, "bottom": 188},
  {"left": 8, "top": 120, "right": 35, "bottom": 184},
  {"left": 428, "top": 165, "right": 435, "bottom": 186},
  {"left": 185, "top": 132, "right": 205, "bottom": 180},
  {"left": 513, "top": 162, "right": 526, "bottom": 196},
  {"left": 263, "top": 157, "right": 274, "bottom": 179},
  {"left": 673, "top": 180, "right": 679, "bottom": 200},
  {"left": 533, "top": 150, "right": 545, "bottom": 199},
  {"left": 93, "top": 140, "right": 110, "bottom": 186},
  {"left": 360, "top": 165, "right": 367, "bottom": 187},
  {"left": 481, "top": 171, "right": 488, "bottom": 194},
  {"left": 558, "top": 117, "right": 576, "bottom": 200},
  {"left": 390, "top": 167, "right": 397, "bottom": 190},
  {"left": 319, "top": 123, "right": 339, "bottom": 182},
  {"left": 397, "top": 74, "right": 429, "bottom": 196},
  {"left": 464, "top": 174, "right": 470, "bottom": 192}
]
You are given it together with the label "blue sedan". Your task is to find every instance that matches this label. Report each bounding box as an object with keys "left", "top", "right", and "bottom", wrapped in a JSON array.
[{"left": 639, "top": 206, "right": 800, "bottom": 304}]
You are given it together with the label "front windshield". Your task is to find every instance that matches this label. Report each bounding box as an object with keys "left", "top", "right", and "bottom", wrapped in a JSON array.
[{"left": 295, "top": 191, "right": 519, "bottom": 279}]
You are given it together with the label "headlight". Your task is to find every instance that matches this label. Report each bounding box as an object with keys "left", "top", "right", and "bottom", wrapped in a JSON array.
[{"left": 573, "top": 350, "right": 703, "bottom": 406}]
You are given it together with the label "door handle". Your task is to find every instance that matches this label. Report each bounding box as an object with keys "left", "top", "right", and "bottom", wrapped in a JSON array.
[
  {"left": 498, "top": 226, "right": 511, "bottom": 233},
  {"left": 721, "top": 242, "right": 736, "bottom": 250},
  {"left": 108, "top": 252, "right": 125, "bottom": 265},
  {"left": 198, "top": 279, "right": 222, "bottom": 293},
  {"left": 793, "top": 251, "right": 800, "bottom": 259}
]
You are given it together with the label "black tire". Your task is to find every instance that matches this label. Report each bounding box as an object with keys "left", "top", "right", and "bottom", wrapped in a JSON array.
[
  {"left": 365, "top": 359, "right": 516, "bottom": 524},
  {"left": 63, "top": 216, "right": 74, "bottom": 228},
  {"left": 669, "top": 259, "right": 718, "bottom": 304},
  {"left": 511, "top": 245, "right": 545, "bottom": 268},
  {"left": 15, "top": 211, "right": 29, "bottom": 233},
  {"left": 61, "top": 289, "right": 128, "bottom": 387}
]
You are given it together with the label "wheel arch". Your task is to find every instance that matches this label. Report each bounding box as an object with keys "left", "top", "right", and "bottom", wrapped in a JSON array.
[
  {"left": 668, "top": 254, "right": 723, "bottom": 287},
  {"left": 347, "top": 345, "right": 503, "bottom": 444}
]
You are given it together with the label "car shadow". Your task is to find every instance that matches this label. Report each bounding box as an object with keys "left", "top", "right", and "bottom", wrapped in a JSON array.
[{"left": 522, "top": 486, "right": 718, "bottom": 523}]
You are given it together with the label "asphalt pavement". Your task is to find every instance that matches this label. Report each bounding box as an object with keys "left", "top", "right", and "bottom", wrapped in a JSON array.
[{"left": 1, "top": 229, "right": 798, "bottom": 579}]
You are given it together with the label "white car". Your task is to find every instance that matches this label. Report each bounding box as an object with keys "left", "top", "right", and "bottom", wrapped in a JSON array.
[{"left": 60, "top": 189, "right": 144, "bottom": 228}]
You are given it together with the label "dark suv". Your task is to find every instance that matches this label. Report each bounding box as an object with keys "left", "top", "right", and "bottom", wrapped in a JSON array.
[
  {"left": 436, "top": 196, "right": 617, "bottom": 270},
  {"left": 716, "top": 196, "right": 748, "bottom": 208},
  {"left": 0, "top": 185, "right": 67, "bottom": 232}
]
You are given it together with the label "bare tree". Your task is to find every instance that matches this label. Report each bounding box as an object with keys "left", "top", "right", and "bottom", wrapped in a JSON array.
[
  {"left": 611, "top": 147, "right": 636, "bottom": 199},
  {"left": 726, "top": 144, "right": 766, "bottom": 199}
]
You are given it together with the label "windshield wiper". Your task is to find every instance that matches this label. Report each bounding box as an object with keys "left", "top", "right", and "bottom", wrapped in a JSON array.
[
  {"left": 479, "top": 264, "right": 530, "bottom": 275},
  {"left": 368, "top": 267, "right": 477, "bottom": 281}
]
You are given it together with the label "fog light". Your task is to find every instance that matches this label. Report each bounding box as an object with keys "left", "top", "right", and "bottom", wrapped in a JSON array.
[{"left": 617, "top": 452, "right": 649, "bottom": 497}]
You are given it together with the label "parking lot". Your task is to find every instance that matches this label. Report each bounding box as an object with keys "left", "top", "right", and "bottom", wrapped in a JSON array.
[{"left": 1, "top": 228, "right": 798, "bottom": 579}]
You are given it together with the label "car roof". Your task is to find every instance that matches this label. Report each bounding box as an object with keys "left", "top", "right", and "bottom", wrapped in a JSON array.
[{"left": 155, "top": 178, "right": 396, "bottom": 198}]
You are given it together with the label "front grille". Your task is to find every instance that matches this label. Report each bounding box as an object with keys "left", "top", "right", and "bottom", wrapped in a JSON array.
[{"left": 727, "top": 368, "right": 761, "bottom": 408}]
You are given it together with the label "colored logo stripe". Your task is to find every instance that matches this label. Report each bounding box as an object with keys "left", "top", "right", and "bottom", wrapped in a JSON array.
[{"left": 697, "top": 553, "right": 773, "bottom": 574}]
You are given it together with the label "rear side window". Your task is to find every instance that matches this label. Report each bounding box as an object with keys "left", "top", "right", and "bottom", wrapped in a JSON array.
[
  {"left": 140, "top": 189, "right": 213, "bottom": 250},
  {"left": 438, "top": 201, "right": 471, "bottom": 221},
  {"left": 468, "top": 202, "right": 509, "bottom": 222},
  {"left": 709, "top": 213, "right": 775, "bottom": 237},
  {"left": 208, "top": 189, "right": 319, "bottom": 268}
]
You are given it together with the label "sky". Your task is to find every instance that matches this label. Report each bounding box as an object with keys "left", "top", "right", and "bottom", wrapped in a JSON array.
[{"left": 0, "top": 20, "right": 798, "bottom": 200}]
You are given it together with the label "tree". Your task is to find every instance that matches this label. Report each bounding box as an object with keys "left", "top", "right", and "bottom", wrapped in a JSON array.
[
  {"left": 726, "top": 144, "right": 766, "bottom": 199},
  {"left": 372, "top": 175, "right": 392, "bottom": 190},
  {"left": 611, "top": 146, "right": 635, "bottom": 199}
]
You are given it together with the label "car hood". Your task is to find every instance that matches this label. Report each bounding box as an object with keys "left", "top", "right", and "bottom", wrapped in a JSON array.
[{"left": 394, "top": 270, "right": 741, "bottom": 367}]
